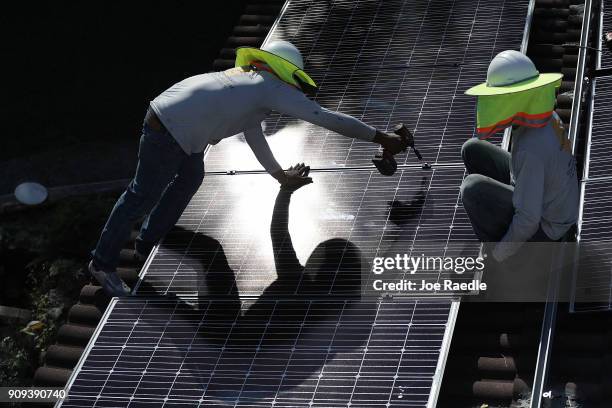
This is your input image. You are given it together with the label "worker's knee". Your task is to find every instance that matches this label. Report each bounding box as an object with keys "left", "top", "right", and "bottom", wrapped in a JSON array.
[
  {"left": 460, "top": 173, "right": 487, "bottom": 206},
  {"left": 187, "top": 172, "right": 205, "bottom": 194},
  {"left": 122, "top": 182, "right": 164, "bottom": 218},
  {"left": 461, "top": 137, "right": 482, "bottom": 165},
  {"left": 177, "top": 161, "right": 205, "bottom": 194}
]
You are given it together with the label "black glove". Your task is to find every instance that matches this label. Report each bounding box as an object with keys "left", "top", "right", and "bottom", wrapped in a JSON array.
[{"left": 374, "top": 130, "right": 408, "bottom": 155}]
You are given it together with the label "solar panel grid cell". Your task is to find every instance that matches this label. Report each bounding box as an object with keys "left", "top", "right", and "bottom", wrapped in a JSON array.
[
  {"left": 584, "top": 77, "right": 612, "bottom": 180},
  {"left": 580, "top": 178, "right": 612, "bottom": 242}
]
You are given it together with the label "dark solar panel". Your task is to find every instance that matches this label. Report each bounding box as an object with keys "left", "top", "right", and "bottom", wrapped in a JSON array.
[
  {"left": 136, "top": 169, "right": 479, "bottom": 299},
  {"left": 203, "top": 0, "right": 528, "bottom": 173},
  {"left": 573, "top": 179, "right": 612, "bottom": 311},
  {"left": 579, "top": 179, "right": 612, "bottom": 243},
  {"left": 584, "top": 77, "right": 612, "bottom": 180},
  {"left": 60, "top": 298, "right": 453, "bottom": 408}
]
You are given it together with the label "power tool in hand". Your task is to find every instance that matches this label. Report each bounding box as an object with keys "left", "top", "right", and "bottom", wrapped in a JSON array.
[{"left": 372, "top": 123, "right": 429, "bottom": 176}]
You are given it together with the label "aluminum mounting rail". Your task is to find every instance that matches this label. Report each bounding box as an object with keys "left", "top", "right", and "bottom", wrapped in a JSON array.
[{"left": 531, "top": 0, "right": 595, "bottom": 406}]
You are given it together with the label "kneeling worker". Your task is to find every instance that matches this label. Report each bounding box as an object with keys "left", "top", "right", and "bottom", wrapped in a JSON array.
[
  {"left": 460, "top": 50, "right": 579, "bottom": 261},
  {"left": 89, "top": 40, "right": 408, "bottom": 296}
]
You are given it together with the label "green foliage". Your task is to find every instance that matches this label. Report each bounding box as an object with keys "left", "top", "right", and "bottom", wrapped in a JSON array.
[
  {"left": 0, "top": 193, "right": 117, "bottom": 388},
  {"left": 0, "top": 336, "right": 34, "bottom": 387}
]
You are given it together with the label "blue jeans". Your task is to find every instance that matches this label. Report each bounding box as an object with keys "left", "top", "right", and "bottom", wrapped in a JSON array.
[{"left": 91, "top": 121, "right": 204, "bottom": 271}]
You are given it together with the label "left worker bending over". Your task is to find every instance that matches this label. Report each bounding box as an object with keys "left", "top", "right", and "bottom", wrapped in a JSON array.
[
  {"left": 460, "top": 50, "right": 579, "bottom": 262},
  {"left": 90, "top": 40, "right": 407, "bottom": 296}
]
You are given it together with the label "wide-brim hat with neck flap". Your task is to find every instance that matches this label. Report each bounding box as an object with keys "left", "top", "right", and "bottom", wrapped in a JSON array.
[
  {"left": 235, "top": 40, "right": 317, "bottom": 90},
  {"left": 466, "top": 50, "right": 563, "bottom": 138}
]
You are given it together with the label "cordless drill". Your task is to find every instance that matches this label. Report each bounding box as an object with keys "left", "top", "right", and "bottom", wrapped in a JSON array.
[{"left": 372, "top": 123, "right": 428, "bottom": 176}]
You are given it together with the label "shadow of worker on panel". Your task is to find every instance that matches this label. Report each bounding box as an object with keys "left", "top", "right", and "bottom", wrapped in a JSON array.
[
  {"left": 136, "top": 165, "right": 380, "bottom": 405},
  {"left": 190, "top": 165, "right": 364, "bottom": 303},
  {"left": 200, "top": 175, "right": 429, "bottom": 305}
]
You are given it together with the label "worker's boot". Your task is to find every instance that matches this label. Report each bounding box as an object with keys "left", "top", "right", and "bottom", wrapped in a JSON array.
[
  {"left": 88, "top": 261, "right": 131, "bottom": 297},
  {"left": 134, "top": 250, "right": 148, "bottom": 263}
]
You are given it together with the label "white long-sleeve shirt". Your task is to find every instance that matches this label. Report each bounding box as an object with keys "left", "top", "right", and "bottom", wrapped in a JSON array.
[
  {"left": 492, "top": 112, "right": 579, "bottom": 261},
  {"left": 150, "top": 68, "right": 376, "bottom": 174}
]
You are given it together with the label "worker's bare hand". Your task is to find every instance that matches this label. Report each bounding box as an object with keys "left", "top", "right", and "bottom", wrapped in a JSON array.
[
  {"left": 281, "top": 163, "right": 313, "bottom": 191},
  {"left": 374, "top": 131, "right": 408, "bottom": 155}
]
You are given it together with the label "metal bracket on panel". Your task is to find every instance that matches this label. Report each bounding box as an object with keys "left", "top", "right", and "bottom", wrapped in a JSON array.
[{"left": 591, "top": 67, "right": 612, "bottom": 78}]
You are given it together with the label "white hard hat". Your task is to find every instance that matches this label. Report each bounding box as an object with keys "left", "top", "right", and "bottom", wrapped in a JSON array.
[
  {"left": 14, "top": 182, "right": 48, "bottom": 205},
  {"left": 486, "top": 50, "right": 538, "bottom": 87},
  {"left": 261, "top": 40, "right": 304, "bottom": 70},
  {"left": 466, "top": 50, "right": 562, "bottom": 96},
  {"left": 235, "top": 40, "right": 316, "bottom": 89}
]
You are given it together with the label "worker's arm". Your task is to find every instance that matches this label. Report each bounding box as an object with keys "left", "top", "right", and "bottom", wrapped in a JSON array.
[
  {"left": 243, "top": 125, "right": 286, "bottom": 180},
  {"left": 270, "top": 165, "right": 312, "bottom": 277},
  {"left": 243, "top": 125, "right": 313, "bottom": 187},
  {"left": 266, "top": 81, "right": 407, "bottom": 153},
  {"left": 492, "top": 150, "right": 545, "bottom": 261}
]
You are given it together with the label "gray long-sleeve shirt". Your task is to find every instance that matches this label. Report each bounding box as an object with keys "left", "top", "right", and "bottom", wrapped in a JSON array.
[
  {"left": 150, "top": 68, "right": 376, "bottom": 174},
  {"left": 492, "top": 112, "right": 579, "bottom": 261}
]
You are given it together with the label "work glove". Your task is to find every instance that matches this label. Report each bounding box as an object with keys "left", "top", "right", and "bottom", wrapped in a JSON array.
[
  {"left": 281, "top": 163, "right": 313, "bottom": 192},
  {"left": 374, "top": 130, "right": 409, "bottom": 155}
]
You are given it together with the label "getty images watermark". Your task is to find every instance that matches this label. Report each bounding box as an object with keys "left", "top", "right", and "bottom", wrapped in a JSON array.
[
  {"left": 368, "top": 253, "right": 487, "bottom": 295},
  {"left": 361, "top": 242, "right": 609, "bottom": 302}
]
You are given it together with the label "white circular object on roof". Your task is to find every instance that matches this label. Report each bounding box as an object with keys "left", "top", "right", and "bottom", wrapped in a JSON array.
[{"left": 14, "top": 182, "right": 48, "bottom": 205}]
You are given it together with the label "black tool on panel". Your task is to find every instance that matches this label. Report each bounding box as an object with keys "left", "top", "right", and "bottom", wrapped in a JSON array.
[
  {"left": 372, "top": 150, "right": 398, "bottom": 176},
  {"left": 373, "top": 123, "right": 430, "bottom": 175}
]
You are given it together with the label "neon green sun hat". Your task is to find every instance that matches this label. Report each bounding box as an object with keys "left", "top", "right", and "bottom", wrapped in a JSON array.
[
  {"left": 235, "top": 40, "right": 317, "bottom": 90},
  {"left": 466, "top": 50, "right": 562, "bottom": 96}
]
